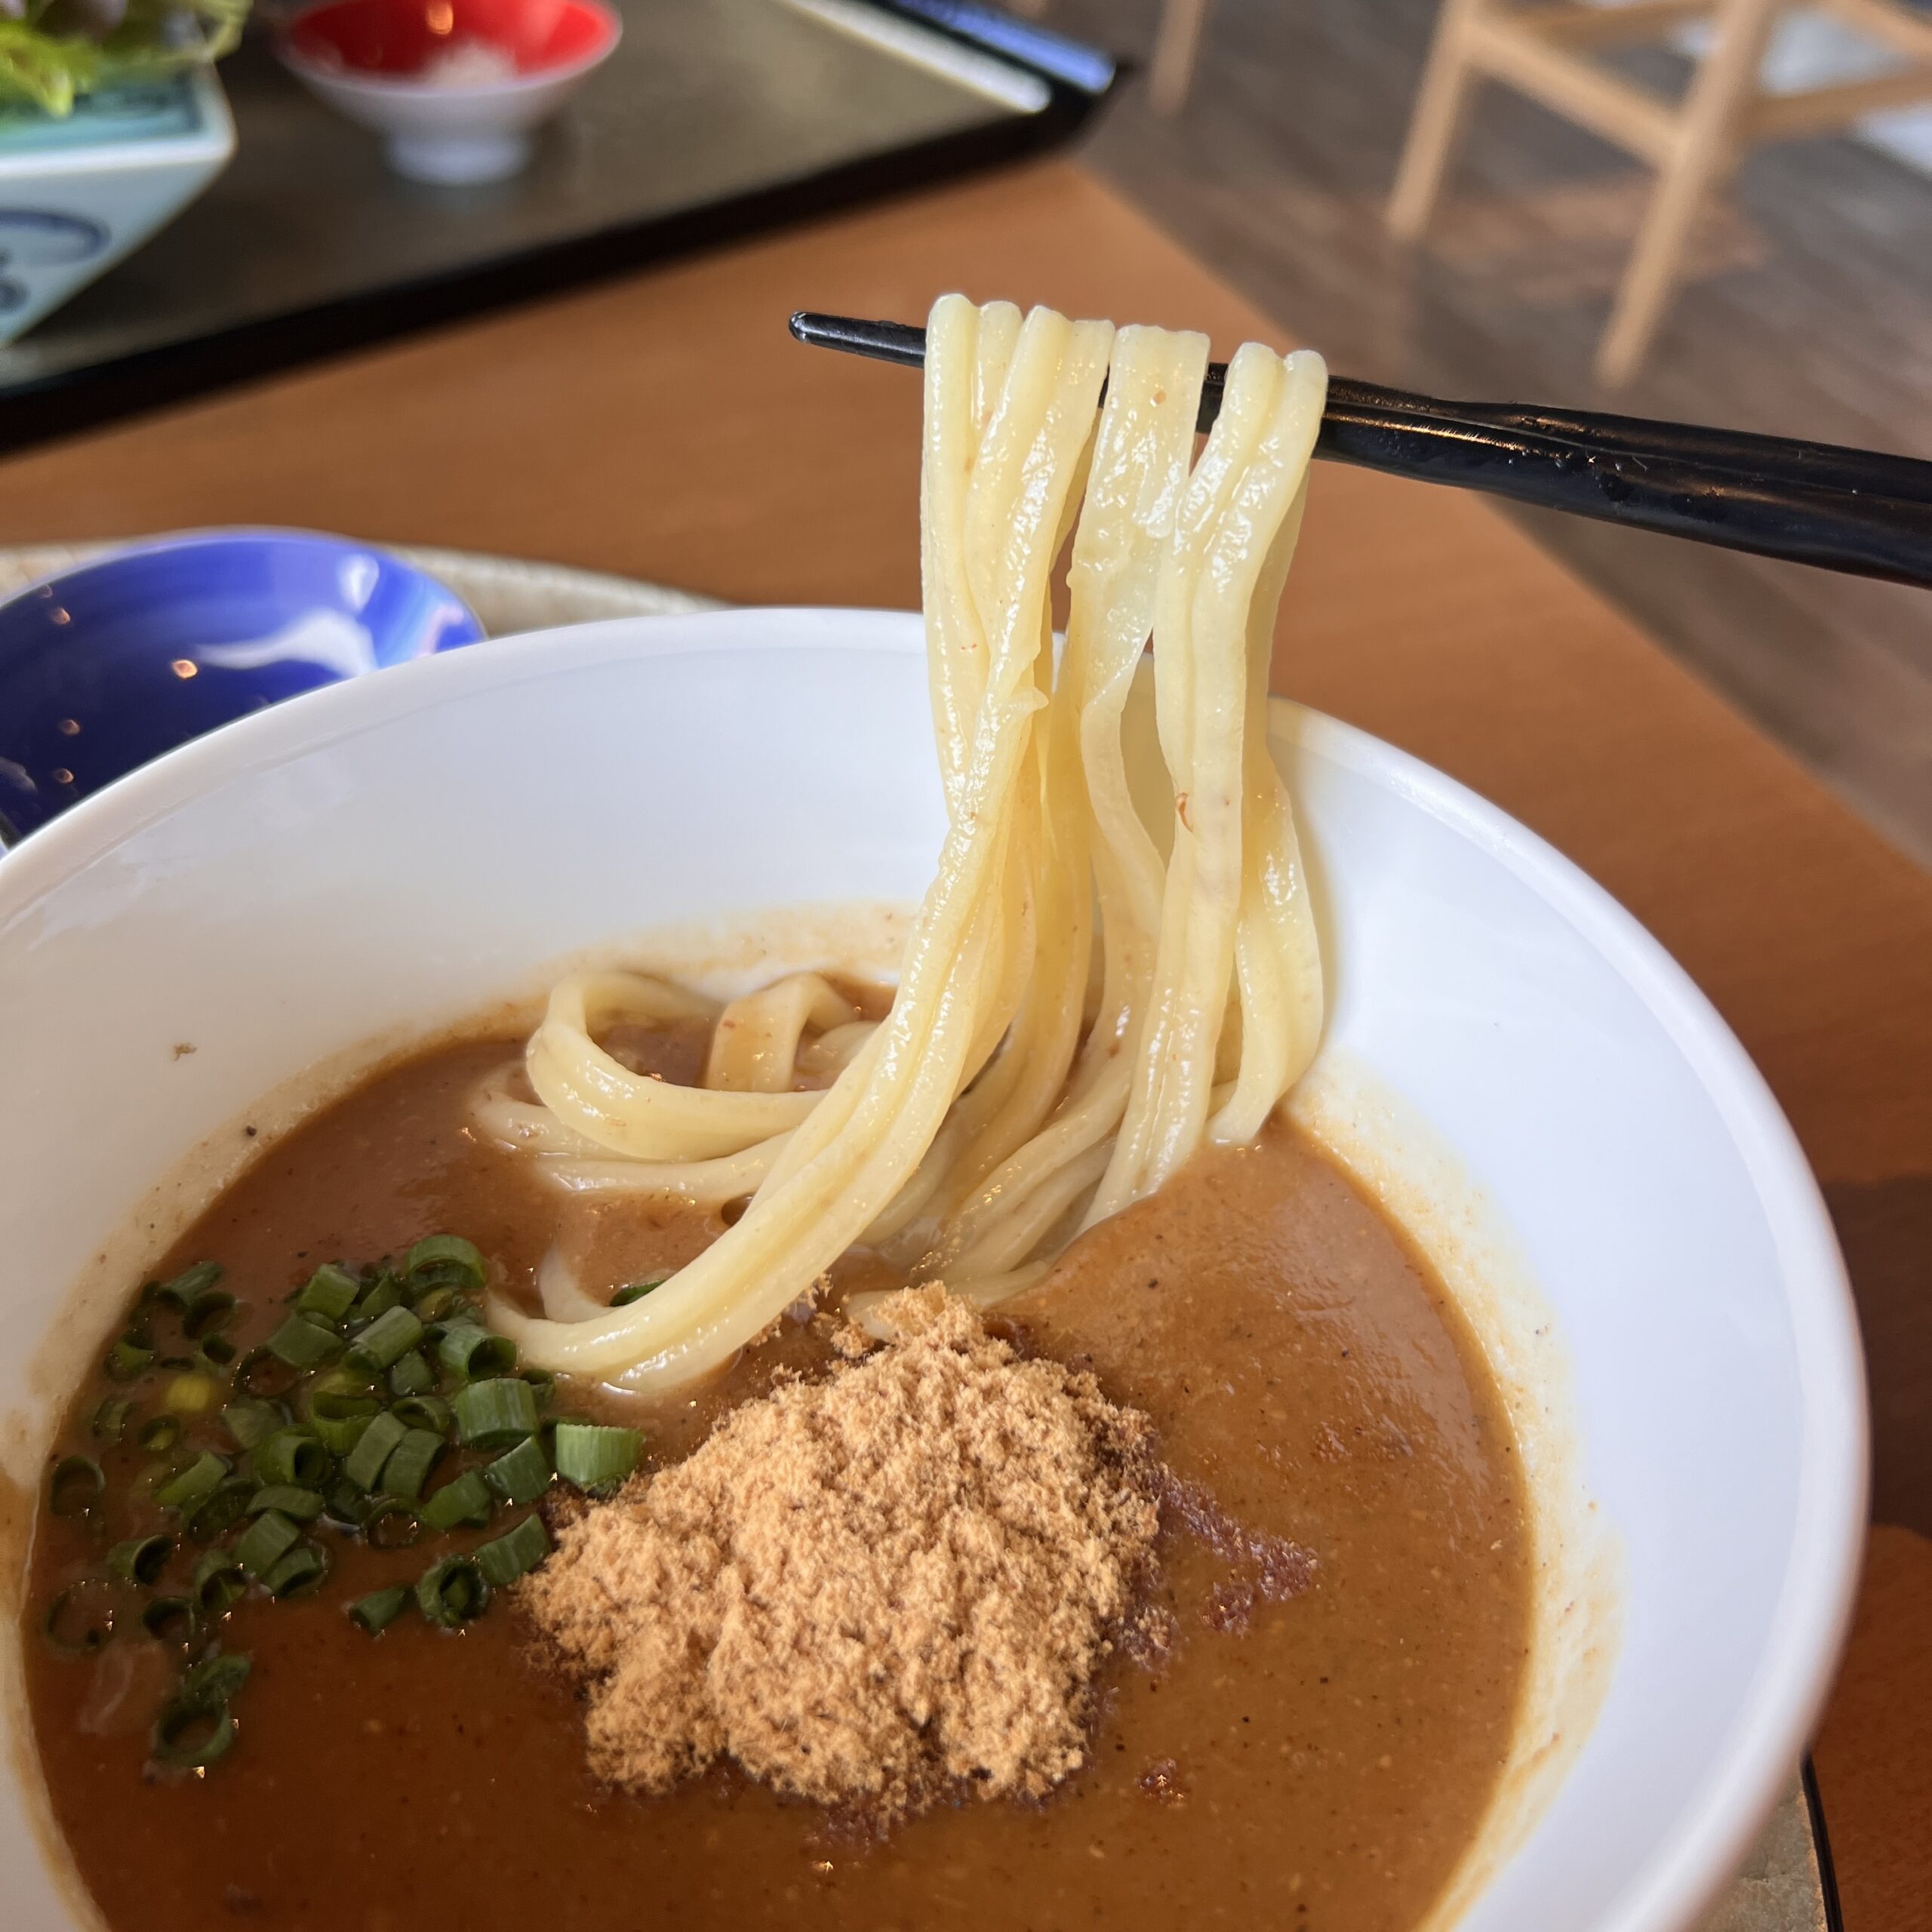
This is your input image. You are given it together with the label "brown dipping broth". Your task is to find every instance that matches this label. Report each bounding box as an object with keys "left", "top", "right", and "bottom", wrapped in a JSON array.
[{"left": 23, "top": 1030, "right": 1528, "bottom": 1932}]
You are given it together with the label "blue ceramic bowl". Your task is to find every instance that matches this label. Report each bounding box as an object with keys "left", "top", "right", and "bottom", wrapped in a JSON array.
[{"left": 0, "top": 530, "right": 485, "bottom": 841}]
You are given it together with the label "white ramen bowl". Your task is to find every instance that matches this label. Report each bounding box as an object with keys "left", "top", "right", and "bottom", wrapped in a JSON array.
[{"left": 0, "top": 608, "right": 1865, "bottom": 1932}]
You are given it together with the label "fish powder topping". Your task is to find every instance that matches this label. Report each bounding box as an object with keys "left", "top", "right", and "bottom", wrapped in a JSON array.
[{"left": 520, "top": 1287, "right": 1161, "bottom": 1819}]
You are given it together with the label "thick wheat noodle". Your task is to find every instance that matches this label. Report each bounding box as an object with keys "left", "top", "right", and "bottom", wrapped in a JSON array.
[{"left": 485, "top": 300, "right": 1327, "bottom": 1388}]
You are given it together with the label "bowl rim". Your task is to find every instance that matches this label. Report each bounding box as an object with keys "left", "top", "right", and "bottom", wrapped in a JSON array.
[
  {"left": 0, "top": 525, "right": 483, "bottom": 628},
  {"left": 278, "top": 0, "right": 623, "bottom": 96},
  {"left": 0, "top": 605, "right": 1868, "bottom": 1932}
]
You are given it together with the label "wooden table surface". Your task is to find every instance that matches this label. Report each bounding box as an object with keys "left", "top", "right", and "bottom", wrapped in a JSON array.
[{"left": 0, "top": 162, "right": 1924, "bottom": 1927}]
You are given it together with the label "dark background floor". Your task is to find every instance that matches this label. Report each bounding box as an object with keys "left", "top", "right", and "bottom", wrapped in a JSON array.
[{"left": 1035, "top": 0, "right": 1932, "bottom": 863}]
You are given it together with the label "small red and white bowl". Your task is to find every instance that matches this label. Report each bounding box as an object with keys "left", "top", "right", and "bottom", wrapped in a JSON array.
[{"left": 280, "top": 0, "right": 621, "bottom": 185}]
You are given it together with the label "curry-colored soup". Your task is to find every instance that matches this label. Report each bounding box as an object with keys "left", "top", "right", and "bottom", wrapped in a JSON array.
[{"left": 24, "top": 1031, "right": 1527, "bottom": 1932}]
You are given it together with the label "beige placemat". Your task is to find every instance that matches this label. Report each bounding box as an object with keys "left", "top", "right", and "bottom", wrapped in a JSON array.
[{"left": 0, "top": 539, "right": 1829, "bottom": 1932}]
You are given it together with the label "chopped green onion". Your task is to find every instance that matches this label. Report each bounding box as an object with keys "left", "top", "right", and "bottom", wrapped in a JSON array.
[
  {"left": 390, "top": 1393, "right": 451, "bottom": 1437},
  {"left": 43, "top": 1580, "right": 116, "bottom": 1654},
  {"left": 349, "top": 1585, "right": 411, "bottom": 1635},
  {"left": 140, "top": 1596, "right": 195, "bottom": 1645},
  {"left": 165, "top": 1371, "right": 221, "bottom": 1414},
  {"left": 475, "top": 1512, "right": 549, "bottom": 1586},
  {"left": 365, "top": 1501, "right": 423, "bottom": 1551},
  {"left": 221, "top": 1398, "right": 285, "bottom": 1451},
  {"left": 454, "top": 1377, "right": 539, "bottom": 1451},
  {"left": 91, "top": 1397, "right": 133, "bottom": 1442},
  {"left": 154, "top": 1262, "right": 224, "bottom": 1313},
  {"left": 343, "top": 1411, "right": 408, "bottom": 1491},
  {"left": 345, "top": 1305, "right": 424, "bottom": 1374},
  {"left": 412, "top": 1285, "right": 465, "bottom": 1325},
  {"left": 484, "top": 1434, "right": 551, "bottom": 1506},
  {"left": 108, "top": 1535, "right": 174, "bottom": 1586},
  {"left": 48, "top": 1454, "right": 106, "bottom": 1517},
  {"left": 296, "top": 1263, "right": 361, "bottom": 1321},
  {"left": 233, "top": 1509, "right": 300, "bottom": 1579},
  {"left": 186, "top": 1476, "right": 256, "bottom": 1543},
  {"left": 182, "top": 1650, "right": 251, "bottom": 1706},
  {"left": 105, "top": 1334, "right": 155, "bottom": 1381},
  {"left": 416, "top": 1555, "right": 490, "bottom": 1628},
  {"left": 140, "top": 1414, "right": 183, "bottom": 1455},
  {"left": 154, "top": 1451, "right": 230, "bottom": 1512},
  {"left": 386, "top": 1349, "right": 435, "bottom": 1398},
  {"left": 191, "top": 1547, "right": 248, "bottom": 1617},
  {"left": 232, "top": 1347, "right": 300, "bottom": 1401},
  {"left": 420, "top": 1469, "right": 493, "bottom": 1531},
  {"left": 611, "top": 1274, "right": 669, "bottom": 1307},
  {"left": 438, "top": 1322, "right": 516, "bottom": 1381},
  {"left": 152, "top": 1703, "right": 235, "bottom": 1767},
  {"left": 380, "top": 1427, "right": 444, "bottom": 1503},
  {"left": 264, "top": 1313, "right": 341, "bottom": 1370},
  {"left": 518, "top": 1367, "right": 556, "bottom": 1410},
  {"left": 323, "top": 1478, "right": 373, "bottom": 1528},
  {"left": 407, "top": 1235, "right": 486, "bottom": 1292},
  {"left": 247, "top": 1484, "right": 325, "bottom": 1521},
  {"left": 552, "top": 1422, "right": 643, "bottom": 1493},
  {"left": 252, "top": 1427, "right": 331, "bottom": 1490},
  {"left": 351, "top": 1272, "right": 406, "bottom": 1324},
  {"left": 311, "top": 1410, "right": 373, "bottom": 1457},
  {"left": 261, "top": 1542, "right": 329, "bottom": 1598},
  {"left": 199, "top": 1335, "right": 239, "bottom": 1367},
  {"left": 183, "top": 1292, "right": 238, "bottom": 1340}
]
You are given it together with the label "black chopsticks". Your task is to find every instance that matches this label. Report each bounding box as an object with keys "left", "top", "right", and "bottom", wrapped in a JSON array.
[{"left": 789, "top": 312, "right": 1932, "bottom": 591}]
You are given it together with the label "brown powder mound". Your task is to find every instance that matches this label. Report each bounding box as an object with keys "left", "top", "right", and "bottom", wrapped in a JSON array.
[{"left": 520, "top": 1287, "right": 1161, "bottom": 1820}]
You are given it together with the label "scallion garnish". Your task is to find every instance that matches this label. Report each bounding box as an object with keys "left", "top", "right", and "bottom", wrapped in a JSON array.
[
  {"left": 365, "top": 1501, "right": 423, "bottom": 1550},
  {"left": 349, "top": 1585, "right": 411, "bottom": 1635},
  {"left": 416, "top": 1554, "right": 490, "bottom": 1628},
  {"left": 343, "top": 1411, "right": 408, "bottom": 1491},
  {"left": 390, "top": 1393, "right": 451, "bottom": 1437},
  {"left": 260, "top": 1542, "right": 329, "bottom": 1598},
  {"left": 438, "top": 1321, "right": 516, "bottom": 1381},
  {"left": 232, "top": 1346, "right": 301, "bottom": 1401},
  {"left": 153, "top": 1451, "right": 230, "bottom": 1513},
  {"left": 323, "top": 1478, "right": 373, "bottom": 1528},
  {"left": 420, "top": 1469, "right": 492, "bottom": 1531},
  {"left": 454, "top": 1377, "right": 539, "bottom": 1451},
  {"left": 412, "top": 1285, "right": 464, "bottom": 1325},
  {"left": 484, "top": 1433, "right": 551, "bottom": 1506},
  {"left": 91, "top": 1397, "right": 133, "bottom": 1442},
  {"left": 380, "top": 1427, "right": 444, "bottom": 1503},
  {"left": 152, "top": 1652, "right": 251, "bottom": 1769},
  {"left": 191, "top": 1547, "right": 248, "bottom": 1617},
  {"left": 247, "top": 1483, "right": 325, "bottom": 1521},
  {"left": 407, "top": 1235, "right": 487, "bottom": 1292},
  {"left": 264, "top": 1313, "right": 342, "bottom": 1370},
  {"left": 141, "top": 1596, "right": 196, "bottom": 1645},
  {"left": 153, "top": 1262, "right": 224, "bottom": 1313},
  {"left": 107, "top": 1534, "right": 174, "bottom": 1586},
  {"left": 611, "top": 1273, "right": 669, "bottom": 1307},
  {"left": 387, "top": 1349, "right": 435, "bottom": 1398},
  {"left": 252, "top": 1426, "right": 331, "bottom": 1490},
  {"left": 104, "top": 1334, "right": 155, "bottom": 1381},
  {"left": 233, "top": 1509, "right": 300, "bottom": 1579},
  {"left": 186, "top": 1476, "right": 256, "bottom": 1543},
  {"left": 183, "top": 1292, "right": 238, "bottom": 1341},
  {"left": 475, "top": 1512, "right": 549, "bottom": 1586},
  {"left": 48, "top": 1454, "right": 106, "bottom": 1517},
  {"left": 345, "top": 1304, "right": 424, "bottom": 1374},
  {"left": 221, "top": 1398, "right": 286, "bottom": 1451},
  {"left": 44, "top": 1580, "right": 116, "bottom": 1654},
  {"left": 350, "top": 1272, "right": 406, "bottom": 1324},
  {"left": 552, "top": 1421, "right": 643, "bottom": 1493},
  {"left": 296, "top": 1263, "right": 361, "bottom": 1322},
  {"left": 139, "top": 1414, "right": 183, "bottom": 1455},
  {"left": 199, "top": 1334, "right": 239, "bottom": 1367}
]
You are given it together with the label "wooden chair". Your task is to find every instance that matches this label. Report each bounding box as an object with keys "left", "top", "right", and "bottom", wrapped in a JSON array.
[
  {"left": 1387, "top": 0, "right": 1932, "bottom": 383},
  {"left": 1008, "top": 0, "right": 1211, "bottom": 115}
]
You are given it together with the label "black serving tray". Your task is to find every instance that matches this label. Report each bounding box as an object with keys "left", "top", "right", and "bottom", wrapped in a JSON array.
[{"left": 0, "top": 0, "right": 1115, "bottom": 455}]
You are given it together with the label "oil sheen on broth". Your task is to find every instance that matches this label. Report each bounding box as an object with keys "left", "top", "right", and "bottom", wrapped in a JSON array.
[{"left": 25, "top": 1032, "right": 1528, "bottom": 1932}]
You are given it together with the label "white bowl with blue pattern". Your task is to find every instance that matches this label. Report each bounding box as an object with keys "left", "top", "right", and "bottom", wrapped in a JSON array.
[{"left": 0, "top": 70, "right": 233, "bottom": 344}]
